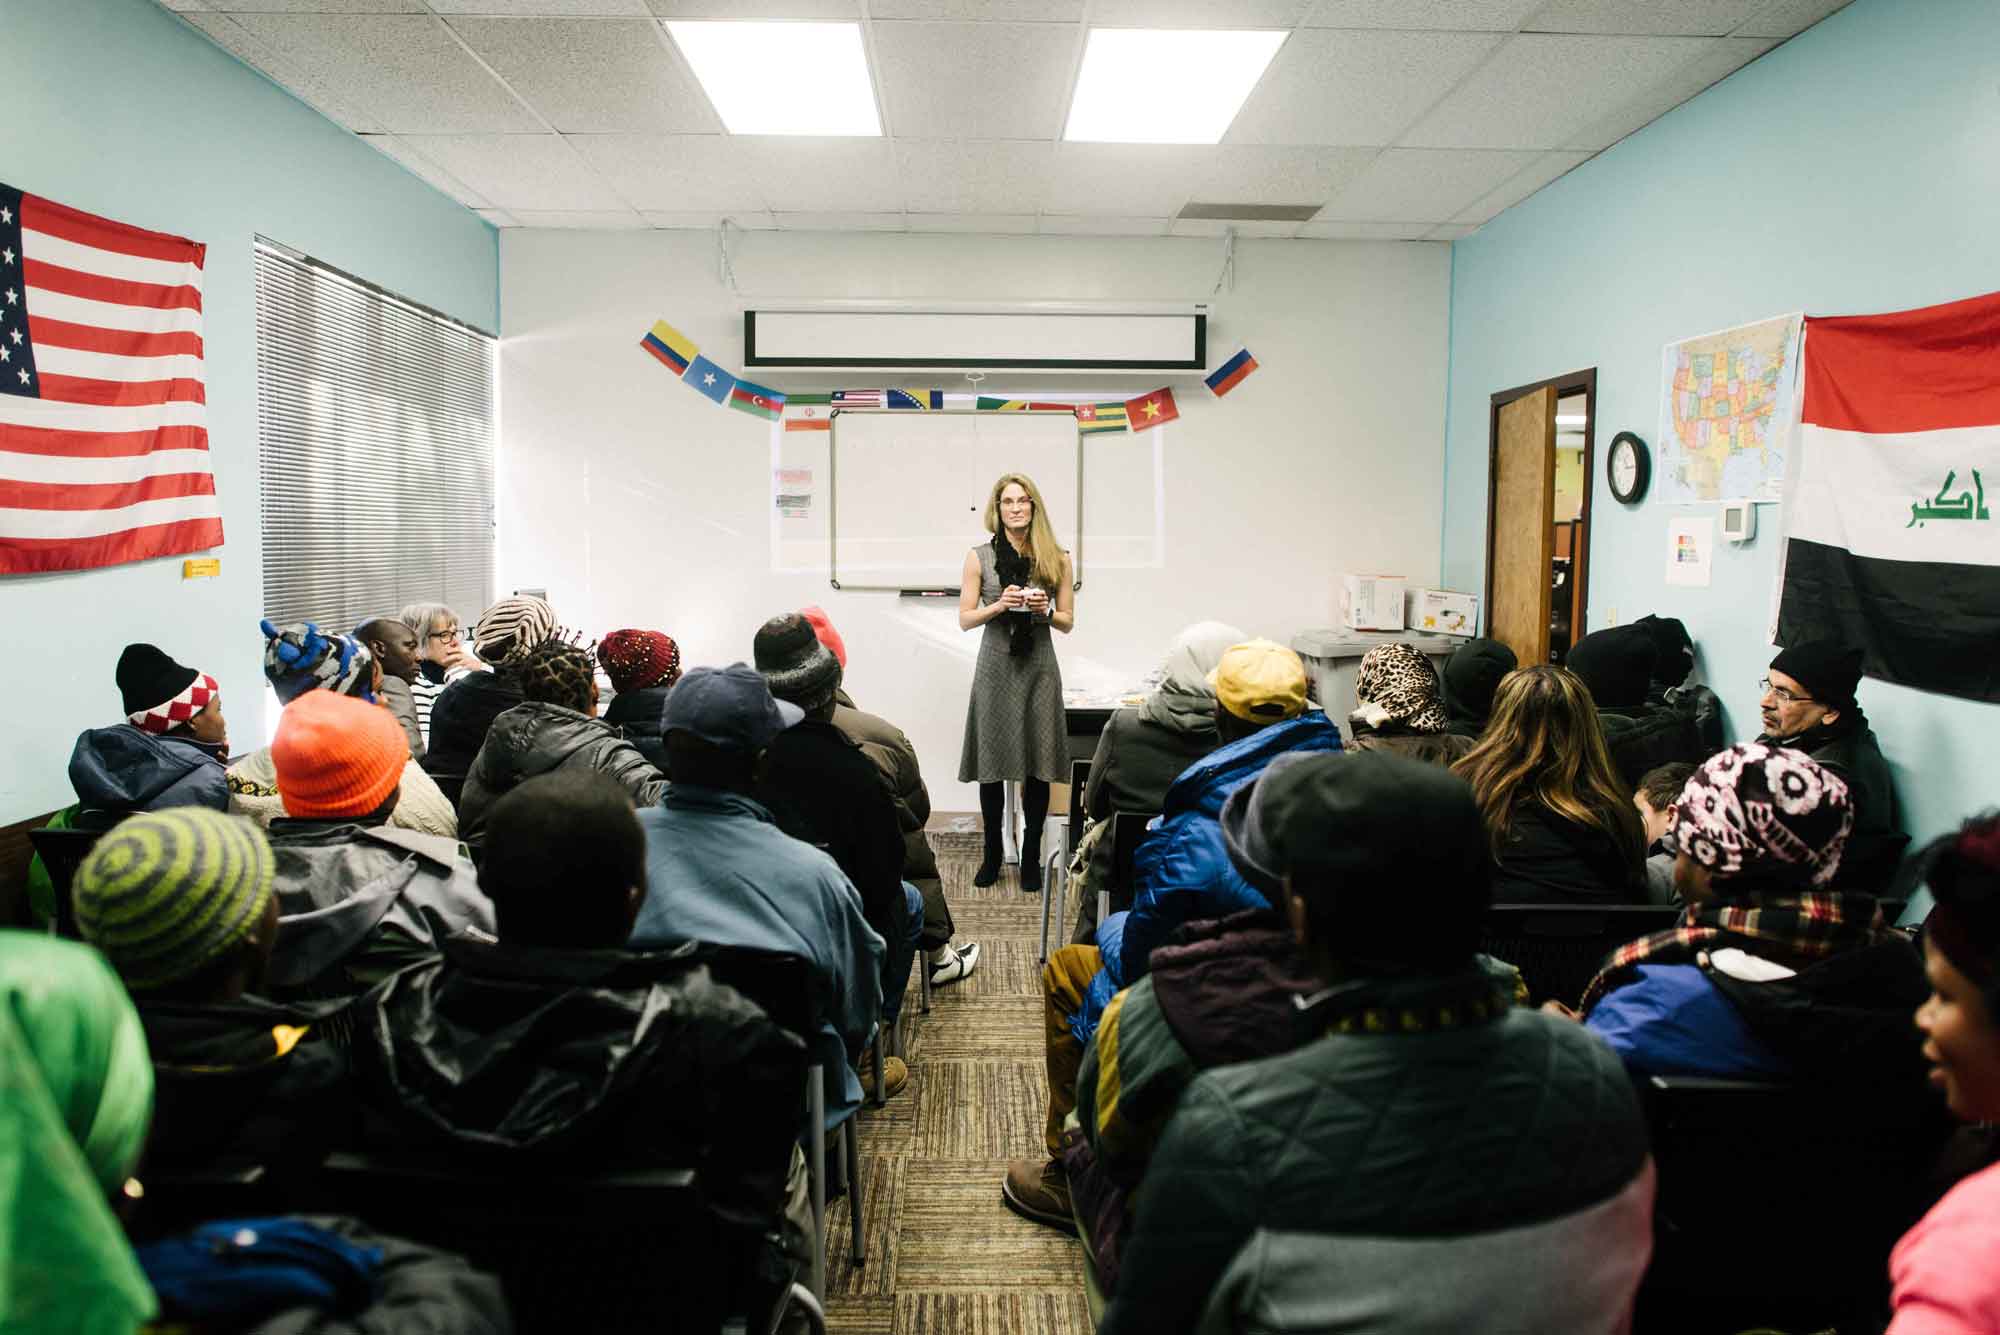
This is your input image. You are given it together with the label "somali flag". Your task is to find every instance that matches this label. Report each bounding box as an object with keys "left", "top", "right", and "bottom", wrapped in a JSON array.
[
  {"left": 640, "top": 320, "right": 697, "bottom": 377},
  {"left": 730, "top": 379, "right": 787, "bottom": 421},
  {"left": 1204, "top": 346, "right": 1258, "bottom": 397},
  {"left": 685, "top": 354, "right": 735, "bottom": 405}
]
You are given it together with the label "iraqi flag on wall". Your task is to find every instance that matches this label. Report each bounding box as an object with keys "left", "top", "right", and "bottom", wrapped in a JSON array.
[{"left": 1774, "top": 289, "right": 2000, "bottom": 703}]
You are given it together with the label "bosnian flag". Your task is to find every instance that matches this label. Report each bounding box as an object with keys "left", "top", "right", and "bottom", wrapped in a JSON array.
[
  {"left": 729, "top": 379, "right": 786, "bottom": 421},
  {"left": 1774, "top": 289, "right": 2000, "bottom": 703},
  {"left": 887, "top": 388, "right": 941, "bottom": 410},
  {"left": 0, "top": 183, "right": 221, "bottom": 575},
  {"left": 640, "top": 319, "right": 697, "bottom": 376},
  {"left": 1204, "top": 346, "right": 1258, "bottom": 397}
]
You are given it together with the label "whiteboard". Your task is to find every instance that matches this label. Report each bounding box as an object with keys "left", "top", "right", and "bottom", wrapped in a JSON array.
[{"left": 830, "top": 410, "right": 1081, "bottom": 590}]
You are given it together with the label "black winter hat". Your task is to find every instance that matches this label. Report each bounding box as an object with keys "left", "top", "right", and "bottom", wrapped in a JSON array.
[
  {"left": 1440, "top": 637, "right": 1517, "bottom": 725},
  {"left": 116, "top": 643, "right": 199, "bottom": 719},
  {"left": 753, "top": 612, "right": 841, "bottom": 712},
  {"left": 1770, "top": 639, "right": 1865, "bottom": 709},
  {"left": 1633, "top": 614, "right": 1696, "bottom": 690},
  {"left": 1565, "top": 625, "right": 1656, "bottom": 709}
]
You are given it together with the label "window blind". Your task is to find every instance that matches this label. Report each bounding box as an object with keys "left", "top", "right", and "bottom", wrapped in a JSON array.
[{"left": 255, "top": 239, "right": 496, "bottom": 635}]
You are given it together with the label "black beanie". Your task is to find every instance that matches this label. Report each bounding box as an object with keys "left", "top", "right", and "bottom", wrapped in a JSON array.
[
  {"left": 1770, "top": 639, "right": 1864, "bottom": 709},
  {"left": 1633, "top": 614, "right": 1695, "bottom": 689},
  {"left": 116, "top": 643, "right": 199, "bottom": 718},
  {"left": 1565, "top": 625, "right": 1657, "bottom": 709},
  {"left": 753, "top": 613, "right": 841, "bottom": 712},
  {"left": 1441, "top": 638, "right": 1517, "bottom": 725}
]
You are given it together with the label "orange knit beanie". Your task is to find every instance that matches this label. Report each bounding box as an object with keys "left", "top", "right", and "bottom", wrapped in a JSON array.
[{"left": 272, "top": 688, "right": 409, "bottom": 819}]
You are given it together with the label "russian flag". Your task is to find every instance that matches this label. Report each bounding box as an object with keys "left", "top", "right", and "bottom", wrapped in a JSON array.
[
  {"left": 1204, "top": 346, "right": 1258, "bottom": 397},
  {"left": 640, "top": 319, "right": 697, "bottom": 377}
]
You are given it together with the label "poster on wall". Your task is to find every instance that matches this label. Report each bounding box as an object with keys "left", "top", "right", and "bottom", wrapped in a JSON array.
[
  {"left": 1664, "top": 516, "right": 1715, "bottom": 587},
  {"left": 1656, "top": 312, "right": 1802, "bottom": 505}
]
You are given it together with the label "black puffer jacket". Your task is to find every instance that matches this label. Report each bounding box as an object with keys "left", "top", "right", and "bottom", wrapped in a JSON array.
[
  {"left": 422, "top": 669, "right": 523, "bottom": 782},
  {"left": 354, "top": 939, "right": 806, "bottom": 1238},
  {"left": 457, "top": 702, "right": 667, "bottom": 844},
  {"left": 1763, "top": 710, "right": 1901, "bottom": 887},
  {"left": 604, "top": 685, "right": 673, "bottom": 774}
]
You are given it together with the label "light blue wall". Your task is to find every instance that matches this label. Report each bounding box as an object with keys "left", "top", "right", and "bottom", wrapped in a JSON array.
[
  {"left": 2, "top": 0, "right": 496, "bottom": 819},
  {"left": 1442, "top": 0, "right": 2000, "bottom": 847}
]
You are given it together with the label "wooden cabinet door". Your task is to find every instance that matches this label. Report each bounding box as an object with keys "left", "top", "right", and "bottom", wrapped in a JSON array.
[{"left": 1489, "top": 386, "right": 1556, "bottom": 666}]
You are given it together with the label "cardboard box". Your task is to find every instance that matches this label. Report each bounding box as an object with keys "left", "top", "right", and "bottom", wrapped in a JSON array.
[
  {"left": 1339, "top": 575, "right": 1406, "bottom": 631},
  {"left": 1408, "top": 588, "right": 1479, "bottom": 638}
]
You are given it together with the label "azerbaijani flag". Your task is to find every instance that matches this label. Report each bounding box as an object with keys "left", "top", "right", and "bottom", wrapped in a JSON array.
[
  {"left": 1125, "top": 387, "right": 1180, "bottom": 433},
  {"left": 1204, "top": 346, "right": 1258, "bottom": 397},
  {"left": 685, "top": 354, "right": 735, "bottom": 405},
  {"left": 640, "top": 319, "right": 697, "bottom": 376},
  {"left": 730, "top": 380, "right": 786, "bottom": 420},
  {"left": 1076, "top": 402, "right": 1127, "bottom": 435},
  {"left": 888, "top": 389, "right": 942, "bottom": 410},
  {"left": 1774, "top": 289, "right": 2000, "bottom": 702}
]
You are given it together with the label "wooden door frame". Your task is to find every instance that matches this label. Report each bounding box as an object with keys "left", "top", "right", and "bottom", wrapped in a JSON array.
[{"left": 1485, "top": 368, "right": 1598, "bottom": 652}]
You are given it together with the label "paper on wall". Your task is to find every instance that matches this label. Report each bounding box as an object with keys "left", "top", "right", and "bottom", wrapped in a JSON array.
[{"left": 1665, "top": 516, "right": 1714, "bottom": 587}]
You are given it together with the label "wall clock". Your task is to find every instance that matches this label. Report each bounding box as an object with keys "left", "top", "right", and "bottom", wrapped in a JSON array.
[{"left": 1608, "top": 431, "right": 1650, "bottom": 504}]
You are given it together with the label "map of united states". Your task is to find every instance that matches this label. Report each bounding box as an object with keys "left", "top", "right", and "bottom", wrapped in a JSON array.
[{"left": 1657, "top": 314, "right": 1801, "bottom": 503}]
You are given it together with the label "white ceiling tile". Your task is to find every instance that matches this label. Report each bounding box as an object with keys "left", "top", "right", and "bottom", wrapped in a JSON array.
[
  {"left": 1449, "top": 148, "right": 1590, "bottom": 222},
  {"left": 872, "top": 22, "right": 1077, "bottom": 140},
  {"left": 906, "top": 213, "right": 1039, "bottom": 234},
  {"left": 477, "top": 208, "right": 520, "bottom": 226},
  {"left": 1042, "top": 144, "right": 1215, "bottom": 215},
  {"left": 1302, "top": 0, "right": 1542, "bottom": 29},
  {"left": 1192, "top": 146, "right": 1377, "bottom": 205},
  {"left": 739, "top": 138, "right": 900, "bottom": 212},
  {"left": 506, "top": 209, "right": 650, "bottom": 228},
  {"left": 400, "top": 133, "right": 629, "bottom": 208},
  {"left": 1225, "top": 30, "right": 1506, "bottom": 146},
  {"left": 870, "top": 0, "right": 1079, "bottom": 17},
  {"left": 1523, "top": 0, "right": 1761, "bottom": 35},
  {"left": 1426, "top": 222, "right": 1479, "bottom": 240},
  {"left": 567, "top": 134, "right": 769, "bottom": 209},
  {"left": 774, "top": 212, "right": 908, "bottom": 231},
  {"left": 1297, "top": 220, "right": 1435, "bottom": 238},
  {"left": 1398, "top": 33, "right": 1711, "bottom": 149},
  {"left": 895, "top": 140, "right": 1054, "bottom": 214},
  {"left": 1088, "top": 0, "right": 1309, "bottom": 25},
  {"left": 446, "top": 18, "right": 718, "bottom": 133},
  {"left": 1561, "top": 34, "right": 1773, "bottom": 148},
  {"left": 1318, "top": 148, "right": 1539, "bottom": 221},
  {"left": 432, "top": 1, "right": 651, "bottom": 14},
  {"left": 359, "top": 134, "right": 493, "bottom": 207},
  {"left": 180, "top": 12, "right": 386, "bottom": 132},
  {"left": 645, "top": 0, "right": 860, "bottom": 16},
  {"left": 1168, "top": 217, "right": 1300, "bottom": 237},
  {"left": 228, "top": 14, "right": 541, "bottom": 133},
  {"left": 1732, "top": 0, "right": 1851, "bottom": 38},
  {"left": 203, "top": 0, "right": 424, "bottom": 11},
  {"left": 1037, "top": 215, "right": 1170, "bottom": 236},
  {"left": 641, "top": 209, "right": 778, "bottom": 228}
]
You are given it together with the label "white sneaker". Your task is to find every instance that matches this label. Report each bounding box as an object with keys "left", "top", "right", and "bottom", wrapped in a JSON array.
[{"left": 930, "top": 941, "right": 981, "bottom": 986}]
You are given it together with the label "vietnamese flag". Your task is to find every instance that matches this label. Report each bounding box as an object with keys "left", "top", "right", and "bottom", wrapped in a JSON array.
[{"left": 1125, "top": 387, "right": 1179, "bottom": 432}]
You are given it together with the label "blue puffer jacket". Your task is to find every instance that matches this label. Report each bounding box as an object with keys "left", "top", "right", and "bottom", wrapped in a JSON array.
[
  {"left": 1071, "top": 711, "right": 1342, "bottom": 1045},
  {"left": 68, "top": 724, "right": 228, "bottom": 822}
]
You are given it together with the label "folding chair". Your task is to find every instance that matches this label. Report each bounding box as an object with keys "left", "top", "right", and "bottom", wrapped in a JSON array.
[
  {"left": 1476, "top": 903, "right": 1680, "bottom": 1006},
  {"left": 29, "top": 825, "right": 107, "bottom": 940}
]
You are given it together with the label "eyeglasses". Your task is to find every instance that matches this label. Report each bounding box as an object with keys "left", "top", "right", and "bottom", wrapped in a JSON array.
[
  {"left": 430, "top": 628, "right": 462, "bottom": 644},
  {"left": 1758, "top": 677, "right": 1816, "bottom": 706}
]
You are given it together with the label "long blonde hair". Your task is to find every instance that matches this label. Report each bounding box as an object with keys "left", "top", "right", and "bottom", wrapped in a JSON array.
[
  {"left": 1452, "top": 664, "right": 1645, "bottom": 864},
  {"left": 983, "top": 473, "right": 1065, "bottom": 590}
]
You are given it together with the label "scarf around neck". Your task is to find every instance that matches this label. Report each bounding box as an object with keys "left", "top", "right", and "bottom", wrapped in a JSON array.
[
  {"left": 992, "top": 532, "right": 1037, "bottom": 658},
  {"left": 1141, "top": 621, "right": 1244, "bottom": 733}
]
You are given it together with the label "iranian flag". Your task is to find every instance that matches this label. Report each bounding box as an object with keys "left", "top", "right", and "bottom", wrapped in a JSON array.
[{"left": 1774, "top": 290, "right": 2000, "bottom": 703}]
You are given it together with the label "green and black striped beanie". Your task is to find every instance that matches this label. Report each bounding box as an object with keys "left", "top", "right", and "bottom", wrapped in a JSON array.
[{"left": 74, "top": 808, "right": 276, "bottom": 991}]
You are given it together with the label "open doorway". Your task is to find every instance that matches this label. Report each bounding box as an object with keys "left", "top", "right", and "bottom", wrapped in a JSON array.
[{"left": 1485, "top": 369, "right": 1596, "bottom": 667}]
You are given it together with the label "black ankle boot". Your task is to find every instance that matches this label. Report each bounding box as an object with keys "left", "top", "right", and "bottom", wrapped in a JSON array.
[
  {"left": 974, "top": 833, "right": 1002, "bottom": 888},
  {"left": 1020, "top": 850, "right": 1043, "bottom": 893}
]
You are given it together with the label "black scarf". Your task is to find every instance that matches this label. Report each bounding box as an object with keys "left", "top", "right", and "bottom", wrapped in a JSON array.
[{"left": 992, "top": 533, "right": 1036, "bottom": 658}]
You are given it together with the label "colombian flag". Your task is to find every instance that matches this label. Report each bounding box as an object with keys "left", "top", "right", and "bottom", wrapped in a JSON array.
[
  {"left": 730, "top": 380, "right": 787, "bottom": 420},
  {"left": 1076, "top": 402, "right": 1127, "bottom": 435},
  {"left": 1125, "top": 387, "right": 1179, "bottom": 432},
  {"left": 640, "top": 319, "right": 697, "bottom": 376},
  {"left": 1204, "top": 346, "right": 1258, "bottom": 397}
]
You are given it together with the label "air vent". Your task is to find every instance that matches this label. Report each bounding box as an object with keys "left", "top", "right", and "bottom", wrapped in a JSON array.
[{"left": 1176, "top": 202, "right": 1323, "bottom": 223}]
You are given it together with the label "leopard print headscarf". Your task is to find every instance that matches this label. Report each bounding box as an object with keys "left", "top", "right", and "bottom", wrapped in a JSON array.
[
  {"left": 1354, "top": 642, "right": 1449, "bottom": 734},
  {"left": 517, "top": 638, "right": 598, "bottom": 714}
]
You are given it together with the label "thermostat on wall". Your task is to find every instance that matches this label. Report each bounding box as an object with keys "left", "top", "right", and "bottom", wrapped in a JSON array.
[{"left": 1721, "top": 502, "right": 1756, "bottom": 544}]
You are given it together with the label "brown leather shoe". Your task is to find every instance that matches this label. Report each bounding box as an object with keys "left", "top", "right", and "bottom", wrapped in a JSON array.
[
  {"left": 1001, "top": 1157, "right": 1076, "bottom": 1235},
  {"left": 857, "top": 1052, "right": 908, "bottom": 1100}
]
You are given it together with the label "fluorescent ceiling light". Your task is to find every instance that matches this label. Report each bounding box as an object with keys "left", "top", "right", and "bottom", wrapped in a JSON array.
[
  {"left": 666, "top": 21, "right": 880, "bottom": 137},
  {"left": 1064, "top": 28, "right": 1286, "bottom": 145},
  {"left": 1555, "top": 414, "right": 1587, "bottom": 426}
]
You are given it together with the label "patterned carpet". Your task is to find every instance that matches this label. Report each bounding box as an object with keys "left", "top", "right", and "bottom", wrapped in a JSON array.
[{"left": 823, "top": 827, "right": 1093, "bottom": 1335}]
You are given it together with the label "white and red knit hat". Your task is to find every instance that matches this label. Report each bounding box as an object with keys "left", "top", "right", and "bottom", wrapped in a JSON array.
[{"left": 117, "top": 643, "right": 219, "bottom": 735}]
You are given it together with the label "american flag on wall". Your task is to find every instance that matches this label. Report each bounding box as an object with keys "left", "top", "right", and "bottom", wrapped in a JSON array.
[{"left": 0, "top": 183, "right": 220, "bottom": 575}]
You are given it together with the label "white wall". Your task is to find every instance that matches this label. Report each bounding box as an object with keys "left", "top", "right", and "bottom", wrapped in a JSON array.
[{"left": 499, "top": 229, "right": 1449, "bottom": 809}]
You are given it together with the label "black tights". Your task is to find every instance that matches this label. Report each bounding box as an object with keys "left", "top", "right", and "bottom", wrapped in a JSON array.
[{"left": 978, "top": 780, "right": 1050, "bottom": 859}]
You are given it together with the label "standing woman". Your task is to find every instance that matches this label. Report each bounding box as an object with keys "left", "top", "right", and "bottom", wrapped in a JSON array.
[{"left": 960, "top": 474, "right": 1074, "bottom": 889}]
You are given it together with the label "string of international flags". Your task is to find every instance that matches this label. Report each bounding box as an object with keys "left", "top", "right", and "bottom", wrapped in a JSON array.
[{"left": 640, "top": 318, "right": 1259, "bottom": 436}]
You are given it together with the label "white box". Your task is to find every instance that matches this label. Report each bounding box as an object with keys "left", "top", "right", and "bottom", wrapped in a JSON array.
[
  {"left": 1408, "top": 588, "right": 1479, "bottom": 638},
  {"left": 1339, "top": 575, "right": 1406, "bottom": 631}
]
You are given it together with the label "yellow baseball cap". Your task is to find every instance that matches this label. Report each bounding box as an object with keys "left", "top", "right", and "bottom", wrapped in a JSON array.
[{"left": 1208, "top": 639, "right": 1308, "bottom": 723}]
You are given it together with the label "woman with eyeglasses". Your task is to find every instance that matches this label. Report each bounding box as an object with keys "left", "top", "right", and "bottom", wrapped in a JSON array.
[{"left": 398, "top": 603, "right": 472, "bottom": 749}]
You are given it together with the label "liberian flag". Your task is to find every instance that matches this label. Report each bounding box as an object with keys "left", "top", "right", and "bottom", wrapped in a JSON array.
[
  {"left": 1204, "top": 346, "right": 1258, "bottom": 397},
  {"left": 729, "top": 379, "right": 786, "bottom": 420},
  {"left": 640, "top": 319, "right": 697, "bottom": 376},
  {"left": 1774, "top": 289, "right": 2000, "bottom": 703},
  {"left": 833, "top": 390, "right": 883, "bottom": 408},
  {"left": 0, "top": 184, "right": 219, "bottom": 575}
]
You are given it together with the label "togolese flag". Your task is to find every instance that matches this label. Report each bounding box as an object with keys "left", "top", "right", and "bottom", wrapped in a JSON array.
[
  {"left": 1124, "top": 387, "right": 1179, "bottom": 432},
  {"left": 640, "top": 319, "right": 697, "bottom": 376},
  {"left": 1075, "top": 402, "right": 1127, "bottom": 435},
  {"left": 1774, "top": 289, "right": 2000, "bottom": 703},
  {"left": 730, "top": 379, "right": 786, "bottom": 420}
]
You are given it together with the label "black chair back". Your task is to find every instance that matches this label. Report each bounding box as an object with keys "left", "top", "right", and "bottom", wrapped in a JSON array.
[
  {"left": 29, "top": 825, "right": 106, "bottom": 939},
  {"left": 1066, "top": 759, "right": 1090, "bottom": 861},
  {"left": 1477, "top": 903, "right": 1679, "bottom": 1007},
  {"left": 1110, "top": 811, "right": 1156, "bottom": 908}
]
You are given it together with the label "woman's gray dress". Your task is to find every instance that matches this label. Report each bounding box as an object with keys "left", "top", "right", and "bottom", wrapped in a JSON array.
[{"left": 959, "top": 542, "right": 1068, "bottom": 784}]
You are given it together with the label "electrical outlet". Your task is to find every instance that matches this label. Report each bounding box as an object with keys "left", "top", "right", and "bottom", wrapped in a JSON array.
[{"left": 1605, "top": 607, "right": 1618, "bottom": 626}]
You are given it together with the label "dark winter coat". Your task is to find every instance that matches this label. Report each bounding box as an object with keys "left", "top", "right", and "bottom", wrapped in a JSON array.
[
  {"left": 1082, "top": 706, "right": 1225, "bottom": 888},
  {"left": 67, "top": 724, "right": 227, "bottom": 824},
  {"left": 831, "top": 693, "right": 952, "bottom": 949},
  {"left": 457, "top": 702, "right": 668, "bottom": 845},
  {"left": 1490, "top": 804, "right": 1646, "bottom": 905},
  {"left": 1440, "top": 639, "right": 1517, "bottom": 739},
  {"left": 604, "top": 684, "right": 673, "bottom": 774},
  {"left": 1597, "top": 701, "right": 1709, "bottom": 791},
  {"left": 1763, "top": 710, "right": 1901, "bottom": 888},
  {"left": 1347, "top": 721, "right": 1474, "bottom": 767},
  {"left": 421, "top": 668, "right": 523, "bottom": 781},
  {"left": 757, "top": 718, "right": 909, "bottom": 958}
]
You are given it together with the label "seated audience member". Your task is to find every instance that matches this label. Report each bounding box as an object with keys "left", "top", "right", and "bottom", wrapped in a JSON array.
[
  {"left": 398, "top": 602, "right": 470, "bottom": 746},
  {"left": 230, "top": 621, "right": 456, "bottom": 839},
  {"left": 71, "top": 807, "right": 353, "bottom": 1177},
  {"left": 1346, "top": 641, "right": 1472, "bottom": 766},
  {"left": 1633, "top": 613, "right": 1696, "bottom": 698},
  {"left": 265, "top": 689, "right": 495, "bottom": 995},
  {"left": 597, "top": 628, "right": 682, "bottom": 773},
  {"left": 1566, "top": 623, "right": 1706, "bottom": 789},
  {"left": 1891, "top": 813, "right": 2000, "bottom": 1333},
  {"left": 1634, "top": 761, "right": 1697, "bottom": 906},
  {"left": 1005, "top": 641, "right": 1339, "bottom": 1231},
  {"left": 1454, "top": 665, "right": 1647, "bottom": 905},
  {"left": 1439, "top": 636, "right": 1517, "bottom": 739},
  {"left": 68, "top": 643, "right": 229, "bottom": 826},
  {"left": 457, "top": 640, "right": 666, "bottom": 845},
  {"left": 802, "top": 606, "right": 980, "bottom": 987},
  {"left": 356, "top": 615, "right": 426, "bottom": 759},
  {"left": 422, "top": 594, "right": 555, "bottom": 785},
  {"left": 1098, "top": 753, "right": 1655, "bottom": 1335},
  {"left": 1757, "top": 638, "right": 1902, "bottom": 885},
  {"left": 355, "top": 772, "right": 808, "bottom": 1260},
  {"left": 629, "top": 665, "right": 892, "bottom": 1116},
  {"left": 753, "top": 614, "right": 921, "bottom": 1026},
  {"left": 1575, "top": 742, "right": 1925, "bottom": 1082}
]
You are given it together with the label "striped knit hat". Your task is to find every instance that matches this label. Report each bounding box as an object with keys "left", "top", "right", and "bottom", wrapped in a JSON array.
[
  {"left": 272, "top": 688, "right": 409, "bottom": 819},
  {"left": 73, "top": 807, "right": 276, "bottom": 991},
  {"left": 472, "top": 596, "right": 557, "bottom": 666}
]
